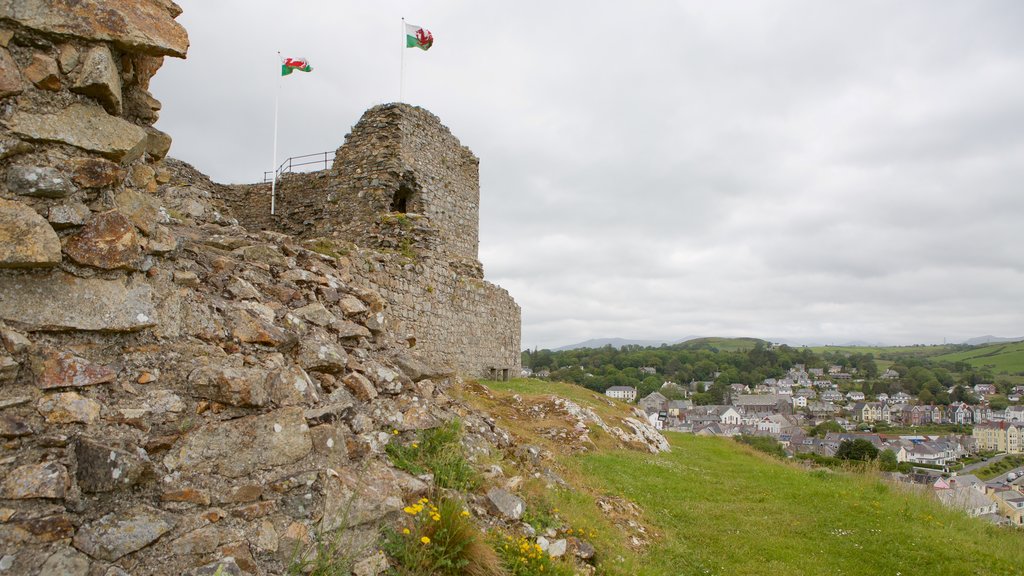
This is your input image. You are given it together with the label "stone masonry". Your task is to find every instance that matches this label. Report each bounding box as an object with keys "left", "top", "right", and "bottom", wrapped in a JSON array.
[{"left": 220, "top": 104, "right": 522, "bottom": 380}]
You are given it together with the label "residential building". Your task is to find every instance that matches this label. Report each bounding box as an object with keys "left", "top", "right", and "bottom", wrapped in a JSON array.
[
  {"left": 638, "top": 392, "right": 668, "bottom": 413},
  {"left": 973, "top": 422, "right": 1024, "bottom": 454},
  {"left": 605, "top": 386, "right": 637, "bottom": 403},
  {"left": 846, "top": 391, "right": 866, "bottom": 402}
]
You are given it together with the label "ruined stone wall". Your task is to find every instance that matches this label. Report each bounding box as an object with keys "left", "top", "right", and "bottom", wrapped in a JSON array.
[{"left": 220, "top": 103, "right": 521, "bottom": 380}]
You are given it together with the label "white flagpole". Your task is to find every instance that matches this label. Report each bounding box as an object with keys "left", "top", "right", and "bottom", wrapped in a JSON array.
[
  {"left": 400, "top": 17, "right": 405, "bottom": 102},
  {"left": 271, "top": 52, "right": 281, "bottom": 215}
]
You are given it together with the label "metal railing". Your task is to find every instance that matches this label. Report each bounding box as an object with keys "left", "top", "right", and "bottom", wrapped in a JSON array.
[{"left": 263, "top": 150, "right": 335, "bottom": 183}]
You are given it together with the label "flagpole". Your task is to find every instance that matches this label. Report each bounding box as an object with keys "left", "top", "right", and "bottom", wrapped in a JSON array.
[
  {"left": 400, "top": 17, "right": 405, "bottom": 102},
  {"left": 271, "top": 52, "right": 280, "bottom": 216}
]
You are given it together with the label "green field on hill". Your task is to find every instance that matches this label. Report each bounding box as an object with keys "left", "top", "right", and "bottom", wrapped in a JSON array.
[
  {"left": 808, "top": 344, "right": 959, "bottom": 358},
  {"left": 470, "top": 379, "right": 1024, "bottom": 576},
  {"left": 932, "top": 340, "right": 1024, "bottom": 374},
  {"left": 681, "top": 336, "right": 765, "bottom": 352}
]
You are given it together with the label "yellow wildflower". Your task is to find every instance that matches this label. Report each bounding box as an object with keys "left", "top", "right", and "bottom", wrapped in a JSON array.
[
  {"left": 402, "top": 528, "right": 410, "bottom": 535},
  {"left": 421, "top": 536, "right": 431, "bottom": 544}
]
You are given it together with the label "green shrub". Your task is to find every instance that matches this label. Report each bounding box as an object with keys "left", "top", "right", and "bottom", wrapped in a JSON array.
[
  {"left": 735, "top": 435, "right": 786, "bottom": 459},
  {"left": 383, "top": 496, "right": 501, "bottom": 576},
  {"left": 286, "top": 527, "right": 353, "bottom": 576},
  {"left": 386, "top": 421, "right": 480, "bottom": 491}
]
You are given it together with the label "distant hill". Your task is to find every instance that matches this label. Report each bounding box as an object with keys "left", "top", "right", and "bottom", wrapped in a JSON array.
[
  {"left": 962, "top": 335, "right": 1024, "bottom": 346},
  {"left": 553, "top": 336, "right": 700, "bottom": 351},
  {"left": 933, "top": 340, "right": 1024, "bottom": 373}
]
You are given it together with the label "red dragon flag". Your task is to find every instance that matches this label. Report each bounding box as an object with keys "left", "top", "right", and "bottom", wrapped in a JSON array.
[
  {"left": 281, "top": 57, "right": 312, "bottom": 76},
  {"left": 405, "top": 23, "right": 433, "bottom": 50}
]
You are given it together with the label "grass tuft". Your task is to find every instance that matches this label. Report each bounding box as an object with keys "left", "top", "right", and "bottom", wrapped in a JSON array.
[
  {"left": 384, "top": 496, "right": 503, "bottom": 576},
  {"left": 386, "top": 421, "right": 480, "bottom": 491}
]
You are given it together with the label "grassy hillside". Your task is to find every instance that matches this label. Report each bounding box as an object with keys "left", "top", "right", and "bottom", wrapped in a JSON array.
[
  {"left": 808, "top": 344, "right": 960, "bottom": 358},
  {"left": 932, "top": 340, "right": 1024, "bottom": 373},
  {"left": 460, "top": 379, "right": 1024, "bottom": 576},
  {"left": 680, "top": 337, "right": 765, "bottom": 352}
]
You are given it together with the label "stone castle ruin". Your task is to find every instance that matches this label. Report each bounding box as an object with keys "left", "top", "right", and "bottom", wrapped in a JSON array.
[
  {"left": 220, "top": 104, "right": 522, "bottom": 381},
  {"left": 0, "top": 2, "right": 530, "bottom": 574}
]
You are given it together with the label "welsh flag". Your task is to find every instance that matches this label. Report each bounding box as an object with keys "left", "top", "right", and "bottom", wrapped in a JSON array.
[
  {"left": 281, "top": 57, "right": 312, "bottom": 76},
  {"left": 405, "top": 23, "right": 433, "bottom": 50}
]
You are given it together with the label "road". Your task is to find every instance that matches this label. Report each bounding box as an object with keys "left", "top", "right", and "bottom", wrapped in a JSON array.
[{"left": 959, "top": 453, "right": 1010, "bottom": 474}]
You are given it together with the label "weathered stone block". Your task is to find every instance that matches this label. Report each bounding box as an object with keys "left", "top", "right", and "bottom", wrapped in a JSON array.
[
  {"left": 63, "top": 210, "right": 142, "bottom": 270},
  {"left": 39, "top": 547, "right": 90, "bottom": 576},
  {"left": 485, "top": 487, "right": 525, "bottom": 520},
  {"left": 163, "top": 406, "right": 312, "bottom": 478},
  {"left": 47, "top": 201, "right": 91, "bottom": 228},
  {"left": 342, "top": 371, "right": 377, "bottom": 401},
  {"left": 0, "top": 0, "right": 189, "bottom": 57},
  {"left": 70, "top": 157, "right": 124, "bottom": 188},
  {"left": 75, "top": 438, "right": 149, "bottom": 493},
  {"left": 23, "top": 52, "right": 60, "bottom": 90},
  {"left": 36, "top": 392, "right": 101, "bottom": 423},
  {"left": 0, "top": 461, "right": 68, "bottom": 499},
  {"left": 296, "top": 332, "right": 348, "bottom": 373},
  {"left": 30, "top": 347, "right": 116, "bottom": 389},
  {"left": 268, "top": 365, "right": 319, "bottom": 406},
  {"left": 5, "top": 104, "right": 148, "bottom": 162},
  {"left": 6, "top": 165, "right": 75, "bottom": 198},
  {"left": 321, "top": 461, "right": 427, "bottom": 530},
  {"left": 0, "top": 515, "right": 74, "bottom": 547},
  {"left": 72, "top": 505, "right": 174, "bottom": 561},
  {"left": 0, "top": 414, "right": 32, "bottom": 437},
  {"left": 71, "top": 45, "right": 122, "bottom": 114},
  {"left": 144, "top": 126, "right": 172, "bottom": 159},
  {"left": 113, "top": 188, "right": 162, "bottom": 236},
  {"left": 188, "top": 365, "right": 269, "bottom": 407},
  {"left": 0, "top": 47, "right": 22, "bottom": 97},
  {"left": 0, "top": 198, "right": 61, "bottom": 268},
  {"left": 0, "top": 270, "right": 156, "bottom": 332}
]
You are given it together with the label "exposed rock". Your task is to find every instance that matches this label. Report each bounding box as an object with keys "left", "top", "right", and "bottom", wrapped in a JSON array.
[
  {"left": 183, "top": 556, "right": 242, "bottom": 576},
  {"left": 0, "top": 0, "right": 189, "bottom": 57},
  {"left": 228, "top": 308, "right": 289, "bottom": 346},
  {"left": 352, "top": 550, "right": 389, "bottom": 576},
  {"left": 72, "top": 505, "right": 174, "bottom": 561},
  {"left": 342, "top": 371, "right": 377, "bottom": 401},
  {"left": 39, "top": 547, "right": 91, "bottom": 576},
  {"left": 70, "top": 157, "right": 124, "bottom": 188},
  {"left": 47, "top": 201, "right": 92, "bottom": 228},
  {"left": 6, "top": 165, "right": 75, "bottom": 198},
  {"left": 237, "top": 244, "right": 288, "bottom": 268},
  {"left": 188, "top": 365, "right": 269, "bottom": 408},
  {"left": 0, "top": 136, "right": 32, "bottom": 160},
  {"left": 63, "top": 210, "right": 142, "bottom": 269},
  {"left": 0, "top": 46, "right": 22, "bottom": 97},
  {"left": 75, "top": 438, "right": 149, "bottom": 493},
  {"left": 548, "top": 538, "right": 567, "bottom": 558},
  {"left": 126, "top": 87, "right": 162, "bottom": 123},
  {"left": 485, "top": 487, "right": 525, "bottom": 520},
  {"left": 36, "top": 391, "right": 101, "bottom": 424},
  {"left": 309, "top": 423, "right": 349, "bottom": 468},
  {"left": 321, "top": 460, "right": 427, "bottom": 529},
  {"left": 0, "top": 354, "right": 18, "bottom": 384},
  {"left": 268, "top": 365, "right": 319, "bottom": 406},
  {"left": 164, "top": 406, "right": 312, "bottom": 478},
  {"left": 22, "top": 52, "right": 61, "bottom": 90},
  {"left": 0, "top": 270, "right": 155, "bottom": 331},
  {"left": 0, "top": 197, "right": 62, "bottom": 268},
  {"left": 31, "top": 347, "right": 116, "bottom": 389},
  {"left": 0, "top": 414, "right": 32, "bottom": 437},
  {"left": 292, "top": 302, "right": 337, "bottom": 326},
  {"left": 144, "top": 126, "right": 172, "bottom": 160},
  {"left": 0, "top": 515, "right": 74, "bottom": 546},
  {"left": 128, "top": 163, "right": 156, "bottom": 190},
  {"left": 338, "top": 295, "right": 368, "bottom": 316},
  {"left": 161, "top": 487, "right": 210, "bottom": 506},
  {"left": 71, "top": 45, "right": 122, "bottom": 114},
  {"left": 296, "top": 331, "right": 348, "bottom": 373},
  {"left": 5, "top": 104, "right": 148, "bottom": 162},
  {"left": 0, "top": 461, "right": 69, "bottom": 499},
  {"left": 112, "top": 189, "right": 162, "bottom": 236},
  {"left": 57, "top": 42, "right": 79, "bottom": 72},
  {"left": 568, "top": 536, "right": 596, "bottom": 561}
]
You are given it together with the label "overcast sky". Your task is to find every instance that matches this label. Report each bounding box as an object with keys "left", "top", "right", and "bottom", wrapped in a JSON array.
[{"left": 152, "top": 1, "right": 1024, "bottom": 350}]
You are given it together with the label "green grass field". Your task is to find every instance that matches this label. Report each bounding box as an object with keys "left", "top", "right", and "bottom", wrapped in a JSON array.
[
  {"left": 808, "top": 344, "right": 960, "bottom": 358},
  {"left": 468, "top": 379, "right": 1024, "bottom": 576},
  {"left": 681, "top": 337, "right": 765, "bottom": 352},
  {"left": 932, "top": 340, "right": 1024, "bottom": 374}
]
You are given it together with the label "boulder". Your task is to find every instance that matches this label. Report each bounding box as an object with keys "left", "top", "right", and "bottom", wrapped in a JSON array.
[
  {"left": 6, "top": 165, "right": 75, "bottom": 198},
  {"left": 0, "top": 270, "right": 155, "bottom": 332},
  {"left": 72, "top": 505, "right": 174, "bottom": 561},
  {"left": 22, "top": 52, "right": 60, "bottom": 91},
  {"left": 267, "top": 365, "right": 319, "bottom": 406},
  {"left": 163, "top": 406, "right": 312, "bottom": 478},
  {"left": 296, "top": 332, "right": 348, "bottom": 373},
  {"left": 485, "top": 488, "right": 525, "bottom": 520},
  {"left": 63, "top": 210, "right": 141, "bottom": 269},
  {"left": 0, "top": 198, "right": 61, "bottom": 268},
  {"left": 0, "top": 0, "right": 189, "bottom": 57},
  {"left": 30, "top": 347, "right": 116, "bottom": 389},
  {"left": 144, "top": 126, "right": 172, "bottom": 159},
  {"left": 39, "top": 547, "right": 90, "bottom": 576},
  {"left": 5, "top": 104, "right": 148, "bottom": 162},
  {"left": 71, "top": 45, "right": 122, "bottom": 114}
]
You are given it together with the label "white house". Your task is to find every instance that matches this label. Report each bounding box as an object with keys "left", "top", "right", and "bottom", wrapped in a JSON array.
[
  {"left": 792, "top": 395, "right": 808, "bottom": 409},
  {"left": 605, "top": 386, "right": 637, "bottom": 403},
  {"left": 846, "top": 391, "right": 866, "bottom": 402}
]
